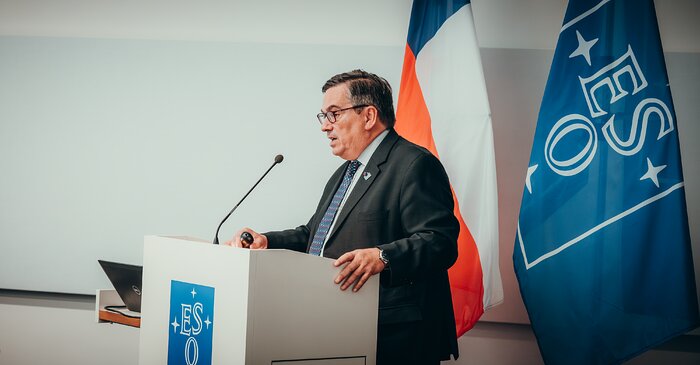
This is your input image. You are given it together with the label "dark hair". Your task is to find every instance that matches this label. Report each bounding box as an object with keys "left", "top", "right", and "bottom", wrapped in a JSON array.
[{"left": 322, "top": 69, "right": 396, "bottom": 129}]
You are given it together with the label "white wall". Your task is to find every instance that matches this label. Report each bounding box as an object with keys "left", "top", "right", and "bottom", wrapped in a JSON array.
[
  {"left": 0, "top": 292, "right": 139, "bottom": 365},
  {"left": 1, "top": 1, "right": 699, "bottom": 364},
  {"left": 0, "top": 37, "right": 404, "bottom": 294}
]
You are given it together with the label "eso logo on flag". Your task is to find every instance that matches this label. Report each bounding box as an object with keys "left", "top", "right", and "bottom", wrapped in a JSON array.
[
  {"left": 543, "top": 44, "right": 673, "bottom": 177},
  {"left": 167, "top": 280, "right": 215, "bottom": 365},
  {"left": 519, "top": 24, "right": 682, "bottom": 269}
]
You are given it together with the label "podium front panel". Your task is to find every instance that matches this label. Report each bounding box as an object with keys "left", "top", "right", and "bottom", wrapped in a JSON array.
[{"left": 140, "top": 236, "right": 251, "bottom": 364}]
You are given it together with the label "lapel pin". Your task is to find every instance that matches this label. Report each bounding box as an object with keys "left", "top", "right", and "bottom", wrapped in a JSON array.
[{"left": 363, "top": 171, "right": 372, "bottom": 180}]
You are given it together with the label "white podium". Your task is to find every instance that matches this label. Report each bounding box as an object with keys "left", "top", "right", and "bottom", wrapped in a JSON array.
[{"left": 139, "top": 235, "right": 379, "bottom": 365}]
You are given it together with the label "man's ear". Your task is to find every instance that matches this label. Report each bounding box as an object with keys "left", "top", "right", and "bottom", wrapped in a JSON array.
[{"left": 364, "top": 106, "right": 380, "bottom": 130}]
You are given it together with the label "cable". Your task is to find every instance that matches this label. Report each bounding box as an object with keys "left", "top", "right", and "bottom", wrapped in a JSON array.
[{"left": 104, "top": 305, "right": 141, "bottom": 319}]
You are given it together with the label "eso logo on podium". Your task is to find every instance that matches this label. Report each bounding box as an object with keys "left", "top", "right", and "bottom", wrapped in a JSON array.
[{"left": 167, "top": 280, "right": 215, "bottom": 365}]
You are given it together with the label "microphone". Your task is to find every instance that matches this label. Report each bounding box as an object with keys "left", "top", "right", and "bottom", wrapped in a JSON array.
[{"left": 213, "top": 154, "right": 284, "bottom": 245}]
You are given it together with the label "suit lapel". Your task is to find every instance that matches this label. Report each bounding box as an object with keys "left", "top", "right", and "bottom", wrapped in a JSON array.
[{"left": 326, "top": 130, "right": 400, "bottom": 243}]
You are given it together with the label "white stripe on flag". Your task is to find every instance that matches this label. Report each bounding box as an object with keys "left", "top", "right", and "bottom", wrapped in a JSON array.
[{"left": 414, "top": 4, "right": 503, "bottom": 309}]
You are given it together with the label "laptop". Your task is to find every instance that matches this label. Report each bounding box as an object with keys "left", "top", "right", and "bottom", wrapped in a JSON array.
[{"left": 98, "top": 260, "right": 143, "bottom": 313}]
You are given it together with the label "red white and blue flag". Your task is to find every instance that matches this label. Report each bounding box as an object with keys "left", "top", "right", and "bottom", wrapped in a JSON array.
[{"left": 397, "top": 0, "right": 503, "bottom": 336}]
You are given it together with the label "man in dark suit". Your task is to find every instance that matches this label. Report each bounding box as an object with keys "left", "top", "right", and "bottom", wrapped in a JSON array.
[{"left": 227, "top": 70, "right": 459, "bottom": 364}]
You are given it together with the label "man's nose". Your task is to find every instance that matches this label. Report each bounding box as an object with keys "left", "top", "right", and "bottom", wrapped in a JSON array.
[{"left": 320, "top": 119, "right": 332, "bottom": 132}]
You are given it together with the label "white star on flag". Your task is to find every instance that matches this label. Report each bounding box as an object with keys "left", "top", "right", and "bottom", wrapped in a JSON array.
[
  {"left": 204, "top": 317, "right": 212, "bottom": 329},
  {"left": 526, "top": 164, "right": 539, "bottom": 194},
  {"left": 640, "top": 157, "right": 666, "bottom": 188},
  {"left": 569, "top": 30, "right": 598, "bottom": 66},
  {"left": 171, "top": 317, "right": 180, "bottom": 332},
  {"left": 191, "top": 288, "right": 197, "bottom": 298}
]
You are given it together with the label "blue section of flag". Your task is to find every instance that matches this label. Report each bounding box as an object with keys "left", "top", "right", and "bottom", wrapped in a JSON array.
[
  {"left": 406, "top": 0, "right": 469, "bottom": 54},
  {"left": 513, "top": 1, "right": 699, "bottom": 364},
  {"left": 167, "top": 280, "right": 215, "bottom": 365}
]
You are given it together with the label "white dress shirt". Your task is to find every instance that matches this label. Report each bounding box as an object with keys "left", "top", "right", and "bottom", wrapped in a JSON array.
[{"left": 319, "top": 129, "right": 389, "bottom": 255}]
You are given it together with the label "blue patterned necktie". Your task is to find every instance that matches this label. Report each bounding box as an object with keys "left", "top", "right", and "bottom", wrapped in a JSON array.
[{"left": 308, "top": 160, "right": 361, "bottom": 256}]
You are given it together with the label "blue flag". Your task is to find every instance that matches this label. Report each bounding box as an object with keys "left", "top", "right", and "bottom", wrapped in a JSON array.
[{"left": 513, "top": 1, "right": 699, "bottom": 364}]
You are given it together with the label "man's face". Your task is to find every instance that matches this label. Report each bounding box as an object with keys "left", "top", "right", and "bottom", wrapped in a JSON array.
[{"left": 320, "top": 84, "right": 370, "bottom": 160}]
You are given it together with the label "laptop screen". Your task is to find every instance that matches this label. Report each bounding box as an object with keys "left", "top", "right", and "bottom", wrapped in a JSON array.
[{"left": 98, "top": 260, "right": 143, "bottom": 312}]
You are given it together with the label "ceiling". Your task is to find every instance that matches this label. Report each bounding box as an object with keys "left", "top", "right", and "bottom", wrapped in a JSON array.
[{"left": 0, "top": 0, "right": 697, "bottom": 51}]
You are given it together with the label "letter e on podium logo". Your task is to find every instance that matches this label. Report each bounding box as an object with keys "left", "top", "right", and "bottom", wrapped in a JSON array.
[{"left": 167, "top": 280, "right": 215, "bottom": 365}]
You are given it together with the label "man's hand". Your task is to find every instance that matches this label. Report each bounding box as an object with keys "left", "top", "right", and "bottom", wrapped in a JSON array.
[
  {"left": 223, "top": 227, "right": 268, "bottom": 249},
  {"left": 334, "top": 248, "right": 385, "bottom": 292}
]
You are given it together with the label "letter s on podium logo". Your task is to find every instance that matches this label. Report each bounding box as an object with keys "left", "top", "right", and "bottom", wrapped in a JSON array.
[{"left": 167, "top": 280, "right": 215, "bottom": 365}]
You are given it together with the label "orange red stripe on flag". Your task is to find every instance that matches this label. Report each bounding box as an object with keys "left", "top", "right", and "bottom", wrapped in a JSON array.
[{"left": 396, "top": 45, "right": 485, "bottom": 336}]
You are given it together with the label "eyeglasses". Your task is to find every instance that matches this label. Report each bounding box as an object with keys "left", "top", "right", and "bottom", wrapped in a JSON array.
[{"left": 316, "top": 104, "right": 370, "bottom": 124}]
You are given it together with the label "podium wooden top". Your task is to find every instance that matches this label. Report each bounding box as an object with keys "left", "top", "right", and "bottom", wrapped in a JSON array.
[{"left": 98, "top": 309, "right": 141, "bottom": 328}]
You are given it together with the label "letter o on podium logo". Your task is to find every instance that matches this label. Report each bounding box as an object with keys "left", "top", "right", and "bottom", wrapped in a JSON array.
[{"left": 184, "top": 336, "right": 199, "bottom": 365}]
